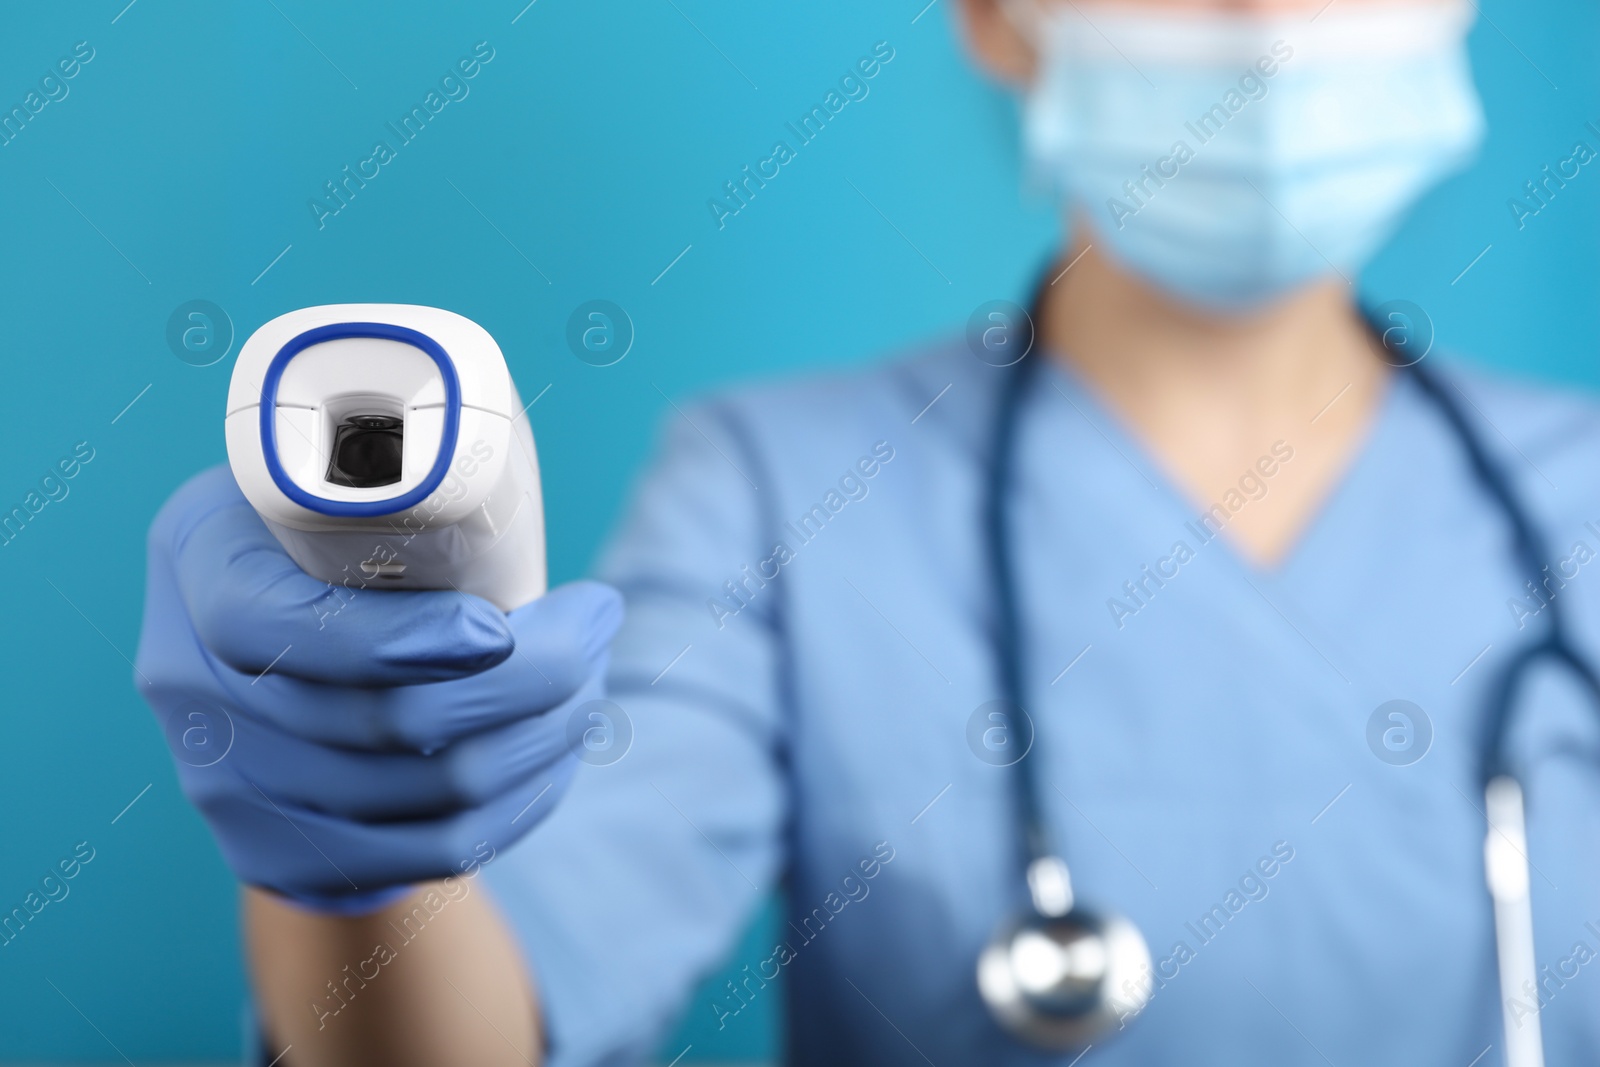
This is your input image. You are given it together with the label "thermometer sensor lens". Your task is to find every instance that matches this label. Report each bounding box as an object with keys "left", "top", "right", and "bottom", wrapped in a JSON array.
[{"left": 327, "top": 414, "right": 404, "bottom": 488}]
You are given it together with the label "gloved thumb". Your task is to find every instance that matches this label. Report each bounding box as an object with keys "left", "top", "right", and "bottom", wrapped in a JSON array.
[{"left": 156, "top": 466, "right": 515, "bottom": 686}]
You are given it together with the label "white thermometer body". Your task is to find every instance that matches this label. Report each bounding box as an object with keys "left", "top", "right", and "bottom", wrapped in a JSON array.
[{"left": 225, "top": 304, "right": 546, "bottom": 612}]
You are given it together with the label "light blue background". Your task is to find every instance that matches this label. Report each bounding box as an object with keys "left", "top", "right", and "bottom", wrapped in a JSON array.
[{"left": 0, "top": 0, "right": 1593, "bottom": 1061}]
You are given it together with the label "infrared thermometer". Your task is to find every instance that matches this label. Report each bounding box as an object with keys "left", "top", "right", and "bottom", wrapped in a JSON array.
[{"left": 225, "top": 304, "right": 546, "bottom": 612}]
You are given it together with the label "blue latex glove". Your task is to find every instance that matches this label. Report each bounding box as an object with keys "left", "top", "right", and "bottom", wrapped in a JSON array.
[{"left": 134, "top": 466, "right": 622, "bottom": 911}]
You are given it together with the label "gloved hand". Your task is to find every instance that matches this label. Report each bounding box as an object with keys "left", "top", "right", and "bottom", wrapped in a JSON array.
[{"left": 134, "top": 465, "right": 622, "bottom": 911}]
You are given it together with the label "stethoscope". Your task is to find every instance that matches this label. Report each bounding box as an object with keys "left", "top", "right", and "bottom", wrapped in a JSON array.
[{"left": 974, "top": 288, "right": 1600, "bottom": 1067}]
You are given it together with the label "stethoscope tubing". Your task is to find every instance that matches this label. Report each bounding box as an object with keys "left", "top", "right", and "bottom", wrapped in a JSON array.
[
  {"left": 983, "top": 304, "right": 1600, "bottom": 856},
  {"left": 981, "top": 297, "right": 1600, "bottom": 1057},
  {"left": 979, "top": 278, "right": 1600, "bottom": 1062}
]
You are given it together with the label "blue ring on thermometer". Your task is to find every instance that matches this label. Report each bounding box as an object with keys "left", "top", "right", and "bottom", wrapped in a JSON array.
[{"left": 258, "top": 322, "right": 462, "bottom": 518}]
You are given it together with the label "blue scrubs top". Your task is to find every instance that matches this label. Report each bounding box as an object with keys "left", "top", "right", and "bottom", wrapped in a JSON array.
[{"left": 484, "top": 339, "right": 1600, "bottom": 1066}]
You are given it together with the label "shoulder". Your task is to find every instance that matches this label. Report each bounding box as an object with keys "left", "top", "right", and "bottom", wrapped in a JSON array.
[
  {"left": 1425, "top": 358, "right": 1600, "bottom": 633},
  {"left": 1444, "top": 358, "right": 1600, "bottom": 459},
  {"left": 680, "top": 335, "right": 1002, "bottom": 487},
  {"left": 1435, "top": 357, "right": 1600, "bottom": 517},
  {"left": 598, "top": 335, "right": 998, "bottom": 577}
]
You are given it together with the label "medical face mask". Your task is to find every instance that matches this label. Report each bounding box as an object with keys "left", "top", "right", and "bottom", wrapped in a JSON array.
[{"left": 1014, "top": 1, "right": 1485, "bottom": 312}]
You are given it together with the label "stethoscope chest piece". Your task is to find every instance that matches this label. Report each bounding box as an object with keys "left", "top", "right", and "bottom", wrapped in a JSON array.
[{"left": 977, "top": 856, "right": 1153, "bottom": 1048}]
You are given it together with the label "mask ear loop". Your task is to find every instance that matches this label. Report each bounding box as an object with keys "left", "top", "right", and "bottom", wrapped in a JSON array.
[{"left": 998, "top": 0, "right": 1066, "bottom": 205}]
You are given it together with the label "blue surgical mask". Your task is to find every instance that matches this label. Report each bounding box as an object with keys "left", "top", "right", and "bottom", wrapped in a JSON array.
[{"left": 1014, "top": 1, "right": 1485, "bottom": 311}]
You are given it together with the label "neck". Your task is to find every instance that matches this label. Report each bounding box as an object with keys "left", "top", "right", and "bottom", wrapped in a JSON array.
[
  {"left": 1041, "top": 239, "right": 1384, "bottom": 428},
  {"left": 1037, "top": 233, "right": 1391, "bottom": 567}
]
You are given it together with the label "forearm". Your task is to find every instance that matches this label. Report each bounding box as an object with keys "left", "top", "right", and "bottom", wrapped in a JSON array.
[{"left": 246, "top": 882, "right": 542, "bottom": 1066}]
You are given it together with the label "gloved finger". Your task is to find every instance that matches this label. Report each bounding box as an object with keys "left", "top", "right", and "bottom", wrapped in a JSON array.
[
  {"left": 218, "top": 582, "right": 622, "bottom": 751},
  {"left": 155, "top": 465, "right": 514, "bottom": 685},
  {"left": 369, "top": 583, "right": 622, "bottom": 750},
  {"left": 211, "top": 676, "right": 595, "bottom": 821},
  {"left": 181, "top": 755, "right": 577, "bottom": 899}
]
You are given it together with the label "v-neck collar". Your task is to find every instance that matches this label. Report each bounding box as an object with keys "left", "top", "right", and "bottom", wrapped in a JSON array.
[{"left": 1031, "top": 348, "right": 1408, "bottom": 587}]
